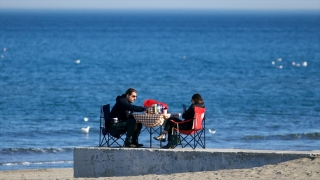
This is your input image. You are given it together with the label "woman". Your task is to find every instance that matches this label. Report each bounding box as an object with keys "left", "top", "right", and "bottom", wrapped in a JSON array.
[{"left": 153, "top": 93, "right": 205, "bottom": 149}]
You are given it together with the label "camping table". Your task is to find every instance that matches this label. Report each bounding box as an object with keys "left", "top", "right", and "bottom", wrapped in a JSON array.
[{"left": 133, "top": 113, "right": 180, "bottom": 148}]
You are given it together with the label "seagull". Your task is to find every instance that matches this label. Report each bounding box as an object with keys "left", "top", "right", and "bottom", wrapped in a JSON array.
[
  {"left": 277, "top": 58, "right": 282, "bottom": 62},
  {"left": 208, "top": 129, "right": 216, "bottom": 134},
  {"left": 292, "top": 62, "right": 296, "bottom": 66},
  {"left": 75, "top": 59, "right": 80, "bottom": 64},
  {"left": 271, "top": 61, "right": 275, "bottom": 65},
  {"left": 81, "top": 126, "right": 90, "bottom": 133},
  {"left": 84, "top": 117, "right": 89, "bottom": 122},
  {"left": 302, "top": 61, "right": 307, "bottom": 67}
]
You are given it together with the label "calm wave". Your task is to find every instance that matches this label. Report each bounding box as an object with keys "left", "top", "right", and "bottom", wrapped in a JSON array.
[{"left": 0, "top": 10, "right": 319, "bottom": 170}]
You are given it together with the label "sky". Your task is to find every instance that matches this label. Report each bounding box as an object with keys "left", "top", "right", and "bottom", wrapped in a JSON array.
[{"left": 0, "top": 0, "right": 319, "bottom": 10}]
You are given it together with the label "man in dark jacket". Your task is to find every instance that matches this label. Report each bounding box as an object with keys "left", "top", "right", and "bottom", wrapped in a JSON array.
[{"left": 110, "top": 88, "right": 146, "bottom": 148}]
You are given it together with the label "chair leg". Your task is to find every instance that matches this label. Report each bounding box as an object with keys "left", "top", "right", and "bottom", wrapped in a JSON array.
[
  {"left": 179, "top": 130, "right": 205, "bottom": 149},
  {"left": 193, "top": 130, "right": 205, "bottom": 149}
]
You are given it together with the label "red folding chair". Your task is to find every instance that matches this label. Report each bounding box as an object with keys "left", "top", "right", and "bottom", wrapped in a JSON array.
[{"left": 170, "top": 106, "right": 206, "bottom": 149}]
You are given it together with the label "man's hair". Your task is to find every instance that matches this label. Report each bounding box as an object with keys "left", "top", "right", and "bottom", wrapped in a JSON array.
[{"left": 125, "top": 88, "right": 137, "bottom": 96}]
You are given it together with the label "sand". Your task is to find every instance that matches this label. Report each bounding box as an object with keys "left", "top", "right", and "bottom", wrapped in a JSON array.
[{"left": 0, "top": 157, "right": 319, "bottom": 180}]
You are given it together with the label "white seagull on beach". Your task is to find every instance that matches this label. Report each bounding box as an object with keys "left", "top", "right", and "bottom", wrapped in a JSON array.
[{"left": 81, "top": 126, "right": 90, "bottom": 133}]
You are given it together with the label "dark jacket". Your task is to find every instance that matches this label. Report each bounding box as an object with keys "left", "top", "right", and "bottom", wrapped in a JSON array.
[
  {"left": 110, "top": 94, "right": 145, "bottom": 121},
  {"left": 182, "top": 103, "right": 205, "bottom": 120}
]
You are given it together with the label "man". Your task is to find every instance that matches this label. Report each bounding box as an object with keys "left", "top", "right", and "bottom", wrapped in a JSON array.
[{"left": 110, "top": 88, "right": 145, "bottom": 148}]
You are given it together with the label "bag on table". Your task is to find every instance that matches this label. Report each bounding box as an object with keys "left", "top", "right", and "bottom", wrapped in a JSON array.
[{"left": 143, "top": 99, "right": 168, "bottom": 109}]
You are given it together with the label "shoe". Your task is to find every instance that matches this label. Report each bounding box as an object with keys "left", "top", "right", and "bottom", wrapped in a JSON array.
[
  {"left": 161, "top": 144, "right": 175, "bottom": 149},
  {"left": 134, "top": 143, "right": 144, "bottom": 147},
  {"left": 153, "top": 134, "right": 166, "bottom": 142},
  {"left": 124, "top": 144, "right": 137, "bottom": 148}
]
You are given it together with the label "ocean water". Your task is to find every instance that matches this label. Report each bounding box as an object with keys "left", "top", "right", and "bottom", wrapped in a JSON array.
[{"left": 0, "top": 10, "right": 319, "bottom": 170}]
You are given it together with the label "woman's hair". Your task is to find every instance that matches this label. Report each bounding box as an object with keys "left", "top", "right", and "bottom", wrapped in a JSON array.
[
  {"left": 192, "top": 93, "right": 204, "bottom": 104},
  {"left": 125, "top": 88, "right": 137, "bottom": 95}
]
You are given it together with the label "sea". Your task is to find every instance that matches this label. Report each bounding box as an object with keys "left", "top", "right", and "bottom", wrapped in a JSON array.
[{"left": 0, "top": 9, "right": 319, "bottom": 171}]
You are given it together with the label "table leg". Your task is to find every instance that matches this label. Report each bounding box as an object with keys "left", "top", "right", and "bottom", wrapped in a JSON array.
[
  {"left": 160, "top": 126, "right": 162, "bottom": 148},
  {"left": 149, "top": 127, "right": 152, "bottom": 148}
]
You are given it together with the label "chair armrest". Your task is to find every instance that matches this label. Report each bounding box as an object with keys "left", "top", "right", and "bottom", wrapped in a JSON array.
[{"left": 169, "top": 119, "right": 192, "bottom": 124}]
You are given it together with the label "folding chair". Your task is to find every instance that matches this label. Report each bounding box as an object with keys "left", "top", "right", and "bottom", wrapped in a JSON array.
[
  {"left": 99, "top": 104, "right": 126, "bottom": 147},
  {"left": 171, "top": 106, "right": 206, "bottom": 149}
]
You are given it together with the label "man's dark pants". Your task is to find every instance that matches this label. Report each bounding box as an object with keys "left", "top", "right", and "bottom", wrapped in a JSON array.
[{"left": 110, "top": 119, "right": 142, "bottom": 146}]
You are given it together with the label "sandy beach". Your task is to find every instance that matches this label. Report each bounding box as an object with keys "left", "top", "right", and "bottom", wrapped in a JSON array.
[{"left": 1, "top": 157, "right": 319, "bottom": 180}]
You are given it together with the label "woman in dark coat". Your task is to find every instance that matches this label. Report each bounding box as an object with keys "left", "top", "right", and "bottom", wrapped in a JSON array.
[{"left": 154, "top": 93, "right": 205, "bottom": 149}]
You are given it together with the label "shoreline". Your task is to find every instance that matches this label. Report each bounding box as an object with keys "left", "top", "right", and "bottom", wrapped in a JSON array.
[{"left": 1, "top": 157, "right": 319, "bottom": 180}]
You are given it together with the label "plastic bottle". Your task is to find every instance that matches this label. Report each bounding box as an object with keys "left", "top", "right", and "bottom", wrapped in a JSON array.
[{"left": 157, "top": 104, "right": 161, "bottom": 114}]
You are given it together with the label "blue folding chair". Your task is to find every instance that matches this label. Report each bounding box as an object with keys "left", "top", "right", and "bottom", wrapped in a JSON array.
[{"left": 99, "top": 104, "right": 126, "bottom": 147}]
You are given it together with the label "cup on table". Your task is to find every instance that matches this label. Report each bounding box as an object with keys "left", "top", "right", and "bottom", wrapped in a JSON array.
[{"left": 163, "top": 109, "right": 167, "bottom": 114}]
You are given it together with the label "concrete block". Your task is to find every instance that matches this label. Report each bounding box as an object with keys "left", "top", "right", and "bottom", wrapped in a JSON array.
[{"left": 73, "top": 147, "right": 320, "bottom": 178}]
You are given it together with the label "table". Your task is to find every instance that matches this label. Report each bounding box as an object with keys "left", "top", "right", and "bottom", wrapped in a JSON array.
[{"left": 133, "top": 113, "right": 180, "bottom": 148}]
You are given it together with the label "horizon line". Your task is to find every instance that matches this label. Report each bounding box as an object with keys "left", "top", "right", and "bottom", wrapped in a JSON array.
[{"left": 1, "top": 8, "right": 319, "bottom": 11}]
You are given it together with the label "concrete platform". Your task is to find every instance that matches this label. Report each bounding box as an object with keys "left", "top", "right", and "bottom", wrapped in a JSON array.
[{"left": 73, "top": 147, "right": 320, "bottom": 178}]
